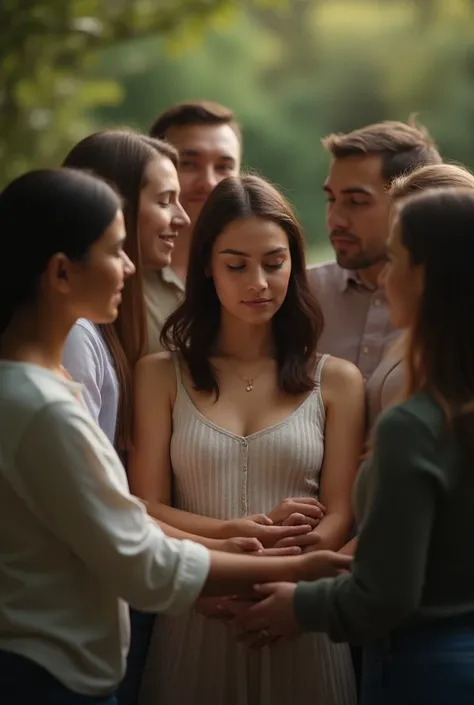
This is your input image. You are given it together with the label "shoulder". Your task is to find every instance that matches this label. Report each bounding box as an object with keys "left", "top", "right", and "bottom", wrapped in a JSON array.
[
  {"left": 307, "top": 261, "right": 340, "bottom": 288},
  {"left": 320, "top": 355, "right": 364, "bottom": 397},
  {"left": 65, "top": 319, "right": 106, "bottom": 356},
  {"left": 134, "top": 352, "right": 177, "bottom": 405},
  {"left": 373, "top": 394, "right": 445, "bottom": 465},
  {"left": 136, "top": 351, "right": 174, "bottom": 377},
  {"left": 376, "top": 393, "right": 443, "bottom": 438}
]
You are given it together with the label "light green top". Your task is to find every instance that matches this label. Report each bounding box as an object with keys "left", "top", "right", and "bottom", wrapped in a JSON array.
[{"left": 294, "top": 392, "right": 474, "bottom": 644}]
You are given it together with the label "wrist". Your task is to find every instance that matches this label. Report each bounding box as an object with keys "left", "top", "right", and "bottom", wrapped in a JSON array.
[
  {"left": 282, "top": 555, "right": 308, "bottom": 583},
  {"left": 218, "top": 520, "right": 234, "bottom": 540}
]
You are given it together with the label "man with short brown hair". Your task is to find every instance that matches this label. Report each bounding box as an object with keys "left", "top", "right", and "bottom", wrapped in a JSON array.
[
  {"left": 309, "top": 120, "right": 442, "bottom": 700},
  {"left": 308, "top": 120, "right": 442, "bottom": 385},
  {"left": 145, "top": 101, "right": 241, "bottom": 352}
]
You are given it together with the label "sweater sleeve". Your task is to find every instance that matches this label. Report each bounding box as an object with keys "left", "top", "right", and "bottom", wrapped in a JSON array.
[
  {"left": 12, "top": 400, "right": 210, "bottom": 615},
  {"left": 294, "top": 405, "right": 446, "bottom": 644}
]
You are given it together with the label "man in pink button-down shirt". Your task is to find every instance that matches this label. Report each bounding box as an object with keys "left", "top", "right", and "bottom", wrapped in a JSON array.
[
  {"left": 308, "top": 120, "right": 442, "bottom": 427},
  {"left": 307, "top": 122, "right": 442, "bottom": 700}
]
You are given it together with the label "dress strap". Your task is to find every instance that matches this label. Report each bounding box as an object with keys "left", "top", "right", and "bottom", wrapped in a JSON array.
[
  {"left": 315, "top": 353, "right": 329, "bottom": 386},
  {"left": 172, "top": 353, "right": 184, "bottom": 387}
]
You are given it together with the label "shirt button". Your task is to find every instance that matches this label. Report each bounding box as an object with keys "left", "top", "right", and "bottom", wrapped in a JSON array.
[
  {"left": 374, "top": 298, "right": 381, "bottom": 306},
  {"left": 362, "top": 345, "right": 369, "bottom": 354}
]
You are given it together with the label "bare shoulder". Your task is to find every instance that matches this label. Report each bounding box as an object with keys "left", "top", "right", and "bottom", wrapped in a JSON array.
[
  {"left": 135, "top": 351, "right": 176, "bottom": 401},
  {"left": 320, "top": 355, "right": 364, "bottom": 402}
]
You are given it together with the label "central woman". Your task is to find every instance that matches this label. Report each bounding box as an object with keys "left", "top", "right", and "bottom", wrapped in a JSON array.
[{"left": 130, "top": 175, "right": 363, "bottom": 705}]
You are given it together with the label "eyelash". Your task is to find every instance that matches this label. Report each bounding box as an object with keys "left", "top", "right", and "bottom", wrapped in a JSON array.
[{"left": 226, "top": 263, "right": 284, "bottom": 272}]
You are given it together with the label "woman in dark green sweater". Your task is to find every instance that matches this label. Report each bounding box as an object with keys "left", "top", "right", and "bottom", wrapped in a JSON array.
[{"left": 237, "top": 186, "right": 474, "bottom": 705}]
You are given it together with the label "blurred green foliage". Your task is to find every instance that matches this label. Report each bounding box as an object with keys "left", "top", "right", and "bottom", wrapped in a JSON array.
[
  {"left": 0, "top": 0, "right": 259, "bottom": 182},
  {"left": 2, "top": 0, "right": 474, "bottom": 249}
]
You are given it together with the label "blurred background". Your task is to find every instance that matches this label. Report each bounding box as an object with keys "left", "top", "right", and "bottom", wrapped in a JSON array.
[{"left": 2, "top": 0, "right": 474, "bottom": 261}]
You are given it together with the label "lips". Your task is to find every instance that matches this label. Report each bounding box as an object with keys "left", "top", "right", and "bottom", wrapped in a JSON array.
[
  {"left": 158, "top": 233, "right": 177, "bottom": 250},
  {"left": 330, "top": 235, "right": 359, "bottom": 247},
  {"left": 242, "top": 299, "right": 272, "bottom": 306}
]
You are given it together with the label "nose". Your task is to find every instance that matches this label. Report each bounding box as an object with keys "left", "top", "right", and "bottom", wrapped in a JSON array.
[
  {"left": 247, "top": 266, "right": 268, "bottom": 293},
  {"left": 197, "top": 165, "right": 219, "bottom": 194},
  {"left": 172, "top": 201, "right": 191, "bottom": 231},
  {"left": 326, "top": 203, "right": 350, "bottom": 233},
  {"left": 122, "top": 251, "right": 136, "bottom": 279}
]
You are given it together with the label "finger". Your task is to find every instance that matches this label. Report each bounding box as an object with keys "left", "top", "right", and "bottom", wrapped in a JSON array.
[
  {"left": 290, "top": 497, "right": 326, "bottom": 512},
  {"left": 268, "top": 524, "right": 312, "bottom": 539},
  {"left": 274, "top": 533, "right": 321, "bottom": 549},
  {"left": 285, "top": 503, "right": 325, "bottom": 520},
  {"left": 259, "top": 546, "right": 301, "bottom": 556},
  {"left": 251, "top": 513, "right": 273, "bottom": 526},
  {"left": 223, "top": 599, "right": 258, "bottom": 618},
  {"left": 239, "top": 538, "right": 264, "bottom": 552},
  {"left": 282, "top": 513, "right": 319, "bottom": 528}
]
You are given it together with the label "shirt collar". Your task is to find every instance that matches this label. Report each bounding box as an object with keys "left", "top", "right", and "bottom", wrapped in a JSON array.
[
  {"left": 337, "top": 266, "right": 382, "bottom": 296},
  {"left": 160, "top": 266, "right": 185, "bottom": 292}
]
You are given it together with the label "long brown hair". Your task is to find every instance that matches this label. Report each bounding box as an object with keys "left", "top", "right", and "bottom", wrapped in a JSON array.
[
  {"left": 63, "top": 129, "right": 178, "bottom": 450},
  {"left": 396, "top": 187, "right": 474, "bottom": 452},
  {"left": 161, "top": 174, "right": 324, "bottom": 397}
]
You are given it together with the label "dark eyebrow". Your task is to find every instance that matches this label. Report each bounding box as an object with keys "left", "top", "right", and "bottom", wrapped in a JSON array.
[
  {"left": 180, "top": 149, "right": 236, "bottom": 163},
  {"left": 323, "top": 184, "right": 374, "bottom": 196},
  {"left": 219, "top": 247, "right": 288, "bottom": 257}
]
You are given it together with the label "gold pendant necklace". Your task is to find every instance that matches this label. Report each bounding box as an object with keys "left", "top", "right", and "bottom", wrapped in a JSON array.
[{"left": 235, "top": 370, "right": 259, "bottom": 392}]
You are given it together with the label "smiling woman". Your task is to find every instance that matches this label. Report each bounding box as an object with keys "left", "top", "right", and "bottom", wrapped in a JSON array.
[{"left": 61, "top": 129, "right": 189, "bottom": 451}]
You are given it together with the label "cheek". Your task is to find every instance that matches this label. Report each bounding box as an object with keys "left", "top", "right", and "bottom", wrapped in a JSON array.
[
  {"left": 177, "top": 173, "right": 196, "bottom": 195},
  {"left": 139, "top": 206, "right": 168, "bottom": 245},
  {"left": 212, "top": 269, "right": 238, "bottom": 306}
]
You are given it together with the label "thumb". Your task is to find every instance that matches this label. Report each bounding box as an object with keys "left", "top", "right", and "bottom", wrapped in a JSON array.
[
  {"left": 240, "top": 537, "right": 264, "bottom": 552},
  {"left": 332, "top": 554, "right": 353, "bottom": 569}
]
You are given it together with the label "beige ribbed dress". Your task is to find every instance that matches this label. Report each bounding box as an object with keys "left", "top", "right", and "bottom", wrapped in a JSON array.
[{"left": 139, "top": 354, "right": 356, "bottom": 705}]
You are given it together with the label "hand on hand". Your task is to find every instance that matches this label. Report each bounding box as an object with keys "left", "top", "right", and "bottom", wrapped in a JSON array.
[
  {"left": 223, "top": 514, "right": 312, "bottom": 548},
  {"left": 231, "top": 583, "right": 301, "bottom": 647},
  {"left": 268, "top": 497, "right": 326, "bottom": 529},
  {"left": 274, "top": 528, "right": 323, "bottom": 552},
  {"left": 219, "top": 536, "right": 302, "bottom": 556},
  {"left": 299, "top": 550, "right": 353, "bottom": 581}
]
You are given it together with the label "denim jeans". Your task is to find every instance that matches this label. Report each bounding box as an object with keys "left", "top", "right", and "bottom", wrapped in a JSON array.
[
  {"left": 0, "top": 648, "right": 117, "bottom": 705},
  {"left": 116, "top": 609, "right": 155, "bottom": 705},
  {"left": 361, "top": 614, "right": 474, "bottom": 705}
]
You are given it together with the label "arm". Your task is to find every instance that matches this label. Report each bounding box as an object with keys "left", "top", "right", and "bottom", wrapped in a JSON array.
[
  {"left": 293, "top": 406, "right": 445, "bottom": 643},
  {"left": 128, "top": 353, "right": 234, "bottom": 539},
  {"left": 12, "top": 401, "right": 349, "bottom": 609},
  {"left": 274, "top": 358, "right": 365, "bottom": 552},
  {"left": 128, "top": 354, "right": 312, "bottom": 546},
  {"left": 62, "top": 321, "right": 104, "bottom": 424},
  {"left": 308, "top": 358, "right": 364, "bottom": 550}
]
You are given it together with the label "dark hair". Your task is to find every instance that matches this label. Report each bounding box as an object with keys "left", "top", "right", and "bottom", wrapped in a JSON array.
[
  {"left": 0, "top": 168, "right": 120, "bottom": 336},
  {"left": 149, "top": 100, "right": 241, "bottom": 143},
  {"left": 161, "top": 174, "right": 323, "bottom": 396},
  {"left": 323, "top": 120, "right": 442, "bottom": 182},
  {"left": 63, "top": 128, "right": 178, "bottom": 450},
  {"left": 396, "top": 187, "right": 474, "bottom": 454},
  {"left": 390, "top": 163, "right": 474, "bottom": 201}
]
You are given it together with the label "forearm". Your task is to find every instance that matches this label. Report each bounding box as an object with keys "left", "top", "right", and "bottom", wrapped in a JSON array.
[
  {"left": 154, "top": 517, "right": 222, "bottom": 550},
  {"left": 201, "top": 552, "right": 302, "bottom": 597},
  {"left": 147, "top": 500, "right": 227, "bottom": 539},
  {"left": 311, "top": 511, "right": 353, "bottom": 551}
]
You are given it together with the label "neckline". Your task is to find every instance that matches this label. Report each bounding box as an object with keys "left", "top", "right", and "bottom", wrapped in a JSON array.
[{"left": 175, "top": 356, "right": 326, "bottom": 442}]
